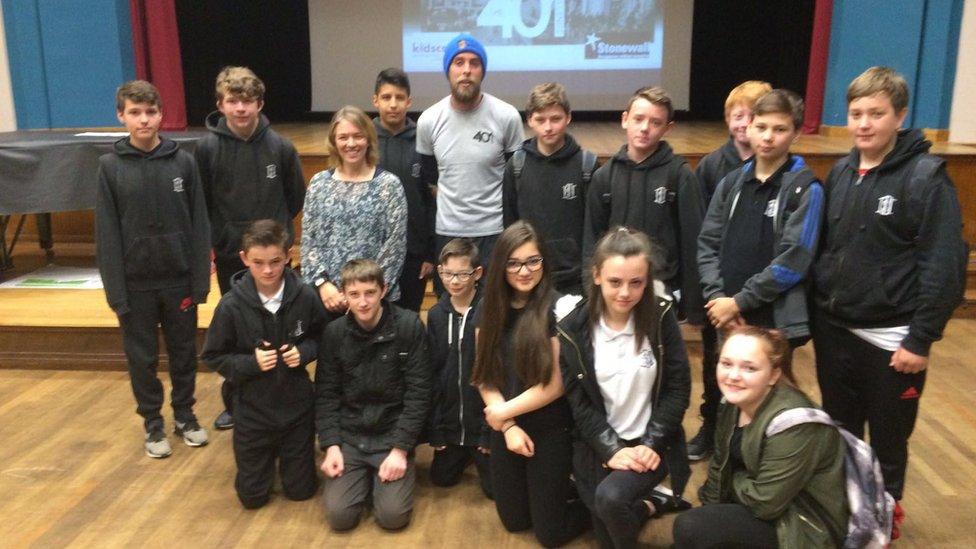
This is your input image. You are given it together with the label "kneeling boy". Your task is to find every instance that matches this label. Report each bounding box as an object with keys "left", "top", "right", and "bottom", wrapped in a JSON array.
[
  {"left": 201, "top": 220, "right": 326, "bottom": 508},
  {"left": 316, "top": 259, "right": 431, "bottom": 531},
  {"left": 426, "top": 238, "right": 492, "bottom": 497}
]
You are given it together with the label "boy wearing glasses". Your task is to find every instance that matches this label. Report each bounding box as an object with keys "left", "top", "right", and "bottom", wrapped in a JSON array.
[{"left": 425, "top": 238, "right": 492, "bottom": 497}]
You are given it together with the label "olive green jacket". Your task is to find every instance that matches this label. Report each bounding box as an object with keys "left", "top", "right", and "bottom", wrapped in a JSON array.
[{"left": 699, "top": 384, "right": 850, "bottom": 548}]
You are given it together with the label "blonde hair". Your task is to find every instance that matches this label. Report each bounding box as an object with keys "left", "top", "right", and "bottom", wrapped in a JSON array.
[
  {"left": 215, "top": 66, "right": 265, "bottom": 102},
  {"left": 724, "top": 80, "right": 773, "bottom": 120},
  {"left": 325, "top": 106, "right": 379, "bottom": 170},
  {"left": 525, "top": 82, "right": 570, "bottom": 115},
  {"left": 847, "top": 66, "right": 909, "bottom": 112}
]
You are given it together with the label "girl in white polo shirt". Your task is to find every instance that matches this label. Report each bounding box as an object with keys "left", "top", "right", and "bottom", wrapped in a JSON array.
[{"left": 557, "top": 227, "right": 691, "bottom": 549}]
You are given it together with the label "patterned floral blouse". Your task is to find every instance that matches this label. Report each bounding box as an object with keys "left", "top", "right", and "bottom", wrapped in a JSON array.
[{"left": 300, "top": 168, "right": 407, "bottom": 300}]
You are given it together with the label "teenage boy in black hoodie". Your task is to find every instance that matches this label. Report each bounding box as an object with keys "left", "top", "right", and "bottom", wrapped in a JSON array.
[
  {"left": 812, "top": 66, "right": 967, "bottom": 539},
  {"left": 96, "top": 80, "right": 211, "bottom": 459},
  {"left": 426, "top": 238, "right": 492, "bottom": 497},
  {"left": 372, "top": 68, "right": 435, "bottom": 312},
  {"left": 195, "top": 66, "right": 307, "bottom": 431},
  {"left": 502, "top": 82, "right": 596, "bottom": 295},
  {"left": 583, "top": 86, "right": 705, "bottom": 324},
  {"left": 201, "top": 220, "right": 325, "bottom": 509},
  {"left": 316, "top": 259, "right": 430, "bottom": 531},
  {"left": 686, "top": 80, "right": 771, "bottom": 461}
]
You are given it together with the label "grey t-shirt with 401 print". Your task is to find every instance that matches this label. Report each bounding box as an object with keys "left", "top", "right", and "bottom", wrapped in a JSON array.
[{"left": 417, "top": 92, "right": 524, "bottom": 237}]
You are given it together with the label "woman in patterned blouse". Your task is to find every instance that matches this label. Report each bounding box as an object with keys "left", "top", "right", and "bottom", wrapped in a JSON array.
[{"left": 301, "top": 106, "right": 407, "bottom": 313}]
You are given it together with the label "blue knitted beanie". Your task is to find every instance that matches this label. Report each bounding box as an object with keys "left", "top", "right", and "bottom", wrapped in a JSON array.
[{"left": 442, "top": 33, "right": 487, "bottom": 76}]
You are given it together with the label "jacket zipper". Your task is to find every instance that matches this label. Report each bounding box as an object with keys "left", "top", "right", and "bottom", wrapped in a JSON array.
[
  {"left": 556, "top": 326, "right": 587, "bottom": 381},
  {"left": 652, "top": 298, "right": 672, "bottom": 405},
  {"left": 456, "top": 309, "right": 471, "bottom": 446}
]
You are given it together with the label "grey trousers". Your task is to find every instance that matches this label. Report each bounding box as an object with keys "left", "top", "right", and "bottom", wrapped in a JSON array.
[{"left": 322, "top": 443, "right": 416, "bottom": 531}]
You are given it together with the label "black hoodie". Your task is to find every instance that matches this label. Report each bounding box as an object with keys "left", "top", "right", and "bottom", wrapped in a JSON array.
[
  {"left": 583, "top": 141, "right": 705, "bottom": 323},
  {"left": 695, "top": 137, "right": 749, "bottom": 206},
  {"left": 374, "top": 117, "right": 435, "bottom": 261},
  {"left": 426, "top": 289, "right": 489, "bottom": 448},
  {"left": 201, "top": 268, "right": 326, "bottom": 428},
  {"left": 194, "top": 112, "right": 305, "bottom": 259},
  {"left": 502, "top": 134, "right": 592, "bottom": 292},
  {"left": 813, "top": 129, "right": 967, "bottom": 356},
  {"left": 95, "top": 137, "right": 211, "bottom": 316}
]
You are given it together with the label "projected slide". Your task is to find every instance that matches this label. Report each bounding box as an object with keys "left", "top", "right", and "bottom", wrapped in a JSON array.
[{"left": 403, "top": 0, "right": 664, "bottom": 72}]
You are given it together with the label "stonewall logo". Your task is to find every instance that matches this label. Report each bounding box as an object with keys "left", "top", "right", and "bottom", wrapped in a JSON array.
[{"left": 584, "top": 33, "right": 651, "bottom": 59}]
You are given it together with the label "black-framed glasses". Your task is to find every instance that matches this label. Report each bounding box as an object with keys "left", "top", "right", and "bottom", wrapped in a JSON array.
[
  {"left": 504, "top": 256, "right": 544, "bottom": 273},
  {"left": 438, "top": 268, "right": 476, "bottom": 282}
]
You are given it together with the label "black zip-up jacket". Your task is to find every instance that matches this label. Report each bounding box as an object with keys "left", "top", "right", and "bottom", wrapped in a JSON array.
[
  {"left": 695, "top": 137, "right": 748, "bottom": 206},
  {"left": 195, "top": 112, "right": 305, "bottom": 259},
  {"left": 698, "top": 156, "right": 824, "bottom": 341},
  {"left": 315, "top": 302, "right": 431, "bottom": 452},
  {"left": 502, "top": 134, "right": 592, "bottom": 291},
  {"left": 201, "top": 268, "right": 326, "bottom": 428},
  {"left": 813, "top": 129, "right": 967, "bottom": 356},
  {"left": 95, "top": 137, "right": 211, "bottom": 316},
  {"left": 556, "top": 285, "right": 691, "bottom": 493},
  {"left": 374, "top": 117, "right": 436, "bottom": 261},
  {"left": 583, "top": 142, "right": 705, "bottom": 323},
  {"left": 426, "top": 290, "right": 489, "bottom": 448}
]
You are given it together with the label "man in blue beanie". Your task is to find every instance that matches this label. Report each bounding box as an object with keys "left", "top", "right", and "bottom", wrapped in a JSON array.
[{"left": 417, "top": 33, "right": 524, "bottom": 290}]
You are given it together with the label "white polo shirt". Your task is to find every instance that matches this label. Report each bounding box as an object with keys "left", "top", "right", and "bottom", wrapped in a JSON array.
[{"left": 593, "top": 314, "right": 657, "bottom": 440}]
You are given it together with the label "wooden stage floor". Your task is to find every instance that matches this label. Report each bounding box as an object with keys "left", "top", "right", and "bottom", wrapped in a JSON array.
[{"left": 1, "top": 324, "right": 975, "bottom": 547}]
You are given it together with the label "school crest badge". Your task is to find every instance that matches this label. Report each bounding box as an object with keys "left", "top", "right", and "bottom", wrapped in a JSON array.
[
  {"left": 653, "top": 186, "right": 667, "bottom": 204},
  {"left": 172, "top": 177, "right": 184, "bottom": 192},
  {"left": 876, "top": 195, "right": 896, "bottom": 216},
  {"left": 562, "top": 183, "right": 577, "bottom": 200},
  {"left": 266, "top": 164, "right": 278, "bottom": 179}
]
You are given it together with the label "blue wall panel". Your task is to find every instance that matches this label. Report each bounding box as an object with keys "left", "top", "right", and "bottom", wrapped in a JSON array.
[
  {"left": 1, "top": 0, "right": 135, "bottom": 129},
  {"left": 823, "top": 0, "right": 962, "bottom": 129},
  {"left": 914, "top": 0, "right": 963, "bottom": 129},
  {"left": 2, "top": 0, "right": 49, "bottom": 127}
]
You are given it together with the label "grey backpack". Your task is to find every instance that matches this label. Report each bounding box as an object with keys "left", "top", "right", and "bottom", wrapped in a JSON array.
[{"left": 766, "top": 407, "right": 894, "bottom": 549}]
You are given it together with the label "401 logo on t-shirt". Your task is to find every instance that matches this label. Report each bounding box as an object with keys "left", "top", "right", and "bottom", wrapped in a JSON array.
[{"left": 472, "top": 130, "right": 494, "bottom": 143}]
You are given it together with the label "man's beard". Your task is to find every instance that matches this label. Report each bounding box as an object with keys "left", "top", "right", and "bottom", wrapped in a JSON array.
[{"left": 451, "top": 79, "right": 481, "bottom": 104}]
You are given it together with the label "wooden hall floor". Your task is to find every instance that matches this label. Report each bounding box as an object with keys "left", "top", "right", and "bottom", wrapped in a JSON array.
[{"left": 1, "top": 321, "right": 974, "bottom": 548}]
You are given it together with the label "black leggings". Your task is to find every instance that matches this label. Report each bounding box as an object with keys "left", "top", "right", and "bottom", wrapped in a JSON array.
[
  {"left": 489, "top": 427, "right": 588, "bottom": 547},
  {"left": 672, "top": 503, "right": 778, "bottom": 548}
]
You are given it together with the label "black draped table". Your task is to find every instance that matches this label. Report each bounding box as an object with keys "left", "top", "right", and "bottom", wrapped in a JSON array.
[{"left": 0, "top": 130, "right": 205, "bottom": 271}]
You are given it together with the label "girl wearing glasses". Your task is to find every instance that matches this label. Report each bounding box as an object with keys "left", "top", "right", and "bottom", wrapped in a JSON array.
[
  {"left": 558, "top": 227, "right": 691, "bottom": 548},
  {"left": 472, "top": 220, "right": 588, "bottom": 547}
]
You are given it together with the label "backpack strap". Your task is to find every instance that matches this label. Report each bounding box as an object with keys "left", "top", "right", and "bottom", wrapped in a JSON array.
[
  {"left": 512, "top": 149, "right": 526, "bottom": 194},
  {"left": 910, "top": 154, "right": 942, "bottom": 191},
  {"left": 765, "top": 407, "right": 835, "bottom": 437},
  {"left": 580, "top": 150, "right": 597, "bottom": 185}
]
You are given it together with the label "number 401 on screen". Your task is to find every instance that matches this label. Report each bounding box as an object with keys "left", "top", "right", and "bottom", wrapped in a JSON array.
[{"left": 477, "top": 0, "right": 566, "bottom": 39}]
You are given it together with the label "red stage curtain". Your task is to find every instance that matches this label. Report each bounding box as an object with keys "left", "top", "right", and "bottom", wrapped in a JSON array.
[
  {"left": 129, "top": 0, "right": 187, "bottom": 130},
  {"left": 802, "top": 0, "right": 832, "bottom": 134}
]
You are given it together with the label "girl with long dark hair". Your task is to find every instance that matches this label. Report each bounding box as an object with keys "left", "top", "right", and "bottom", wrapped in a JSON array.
[{"left": 472, "top": 220, "right": 587, "bottom": 547}]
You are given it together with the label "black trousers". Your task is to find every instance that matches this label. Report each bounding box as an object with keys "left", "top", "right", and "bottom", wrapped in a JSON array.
[
  {"left": 672, "top": 503, "right": 778, "bottom": 548},
  {"left": 233, "top": 413, "right": 318, "bottom": 509},
  {"left": 698, "top": 323, "right": 720, "bottom": 425},
  {"left": 489, "top": 427, "right": 588, "bottom": 548},
  {"left": 429, "top": 444, "right": 493, "bottom": 498},
  {"left": 432, "top": 233, "right": 499, "bottom": 296},
  {"left": 812, "top": 316, "right": 925, "bottom": 500},
  {"left": 119, "top": 286, "right": 198, "bottom": 431},
  {"left": 393, "top": 252, "right": 428, "bottom": 313}
]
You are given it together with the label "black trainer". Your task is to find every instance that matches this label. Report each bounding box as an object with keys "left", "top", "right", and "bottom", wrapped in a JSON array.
[
  {"left": 687, "top": 423, "right": 714, "bottom": 461},
  {"left": 213, "top": 410, "right": 234, "bottom": 430}
]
